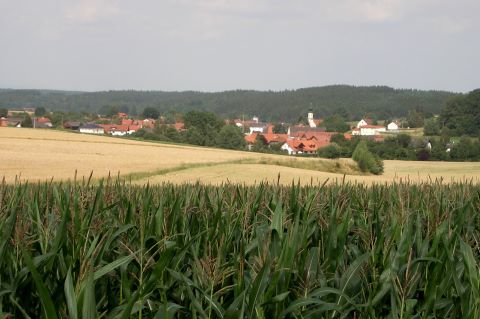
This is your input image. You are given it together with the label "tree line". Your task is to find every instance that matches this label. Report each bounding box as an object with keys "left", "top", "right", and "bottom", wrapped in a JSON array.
[{"left": 0, "top": 85, "right": 456, "bottom": 122}]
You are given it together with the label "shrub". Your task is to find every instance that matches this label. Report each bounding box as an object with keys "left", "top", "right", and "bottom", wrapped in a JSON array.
[
  {"left": 318, "top": 143, "right": 341, "bottom": 159},
  {"left": 352, "top": 140, "right": 384, "bottom": 175}
]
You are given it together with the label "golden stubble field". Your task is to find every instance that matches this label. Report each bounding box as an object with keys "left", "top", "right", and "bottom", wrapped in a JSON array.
[{"left": 2, "top": 127, "right": 480, "bottom": 185}]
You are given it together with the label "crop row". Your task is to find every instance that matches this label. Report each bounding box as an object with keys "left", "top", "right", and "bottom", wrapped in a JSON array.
[{"left": 0, "top": 180, "right": 479, "bottom": 318}]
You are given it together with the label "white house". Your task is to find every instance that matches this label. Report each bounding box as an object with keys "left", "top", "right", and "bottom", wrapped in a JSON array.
[
  {"left": 249, "top": 124, "right": 268, "bottom": 134},
  {"left": 79, "top": 123, "right": 104, "bottom": 135},
  {"left": 281, "top": 142, "right": 297, "bottom": 155},
  {"left": 356, "top": 119, "right": 371, "bottom": 128},
  {"left": 387, "top": 121, "right": 399, "bottom": 131},
  {"left": 352, "top": 125, "right": 386, "bottom": 136}
]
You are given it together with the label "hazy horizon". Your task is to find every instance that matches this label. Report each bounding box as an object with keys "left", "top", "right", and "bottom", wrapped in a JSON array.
[
  {"left": 0, "top": 83, "right": 463, "bottom": 94},
  {"left": 1, "top": 1, "right": 479, "bottom": 93}
]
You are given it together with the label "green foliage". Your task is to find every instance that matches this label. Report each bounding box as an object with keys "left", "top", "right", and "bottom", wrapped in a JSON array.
[
  {"left": 441, "top": 89, "right": 480, "bottom": 136},
  {"left": 330, "top": 133, "right": 346, "bottom": 144},
  {"left": 317, "top": 143, "right": 341, "bottom": 159},
  {"left": 450, "top": 136, "right": 480, "bottom": 161},
  {"left": 185, "top": 126, "right": 206, "bottom": 146},
  {"left": 184, "top": 110, "right": 224, "bottom": 133},
  {"left": 272, "top": 123, "right": 287, "bottom": 134},
  {"left": 142, "top": 107, "right": 160, "bottom": 119},
  {"left": 0, "top": 107, "right": 7, "bottom": 117},
  {"left": 0, "top": 86, "right": 458, "bottom": 122},
  {"left": 34, "top": 107, "right": 46, "bottom": 116},
  {"left": 322, "top": 114, "right": 350, "bottom": 132},
  {"left": 99, "top": 105, "right": 119, "bottom": 117},
  {"left": 215, "top": 125, "right": 246, "bottom": 149},
  {"left": 0, "top": 181, "right": 479, "bottom": 318},
  {"left": 252, "top": 134, "right": 268, "bottom": 152},
  {"left": 21, "top": 114, "right": 33, "bottom": 127},
  {"left": 352, "top": 141, "right": 384, "bottom": 174},
  {"left": 424, "top": 117, "right": 440, "bottom": 136},
  {"left": 406, "top": 109, "right": 425, "bottom": 128}
]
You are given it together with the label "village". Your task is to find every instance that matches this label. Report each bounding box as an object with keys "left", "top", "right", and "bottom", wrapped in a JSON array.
[{"left": 0, "top": 107, "right": 410, "bottom": 156}]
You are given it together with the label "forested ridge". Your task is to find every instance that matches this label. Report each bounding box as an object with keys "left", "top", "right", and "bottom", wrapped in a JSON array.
[{"left": 0, "top": 85, "right": 457, "bottom": 121}]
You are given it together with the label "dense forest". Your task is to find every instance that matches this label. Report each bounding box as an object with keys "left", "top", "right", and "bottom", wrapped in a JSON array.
[{"left": 0, "top": 85, "right": 457, "bottom": 122}]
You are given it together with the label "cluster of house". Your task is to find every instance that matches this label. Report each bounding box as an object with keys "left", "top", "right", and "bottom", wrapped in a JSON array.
[
  {"left": 242, "top": 112, "right": 347, "bottom": 155},
  {"left": 0, "top": 116, "right": 53, "bottom": 128},
  {"left": 78, "top": 118, "right": 156, "bottom": 136},
  {"left": 352, "top": 118, "right": 400, "bottom": 136},
  {"left": 241, "top": 113, "right": 403, "bottom": 155}
]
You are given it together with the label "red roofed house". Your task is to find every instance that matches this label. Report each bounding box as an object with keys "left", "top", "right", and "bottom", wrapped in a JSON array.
[
  {"left": 262, "top": 133, "right": 288, "bottom": 145},
  {"left": 100, "top": 124, "right": 140, "bottom": 136},
  {"left": 174, "top": 122, "right": 185, "bottom": 131},
  {"left": 281, "top": 139, "right": 322, "bottom": 155},
  {"left": 34, "top": 117, "right": 53, "bottom": 128}
]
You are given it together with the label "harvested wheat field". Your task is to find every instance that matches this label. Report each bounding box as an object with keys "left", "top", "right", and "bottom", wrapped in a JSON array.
[
  {"left": 0, "top": 128, "right": 352, "bottom": 183},
  {"left": 135, "top": 161, "right": 480, "bottom": 185},
  {"left": 2, "top": 127, "right": 480, "bottom": 184}
]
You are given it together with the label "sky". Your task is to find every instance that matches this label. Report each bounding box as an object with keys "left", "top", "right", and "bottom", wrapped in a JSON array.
[{"left": 0, "top": 0, "right": 478, "bottom": 93}]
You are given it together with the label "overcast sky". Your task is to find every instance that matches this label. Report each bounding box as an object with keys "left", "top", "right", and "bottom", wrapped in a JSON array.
[{"left": 0, "top": 0, "right": 478, "bottom": 92}]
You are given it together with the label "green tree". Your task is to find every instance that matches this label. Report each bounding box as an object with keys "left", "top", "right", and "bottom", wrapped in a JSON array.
[
  {"left": 352, "top": 141, "right": 383, "bottom": 175},
  {"left": 21, "top": 114, "right": 33, "bottom": 128},
  {"left": 330, "top": 133, "right": 347, "bottom": 144},
  {"left": 406, "top": 109, "right": 424, "bottom": 128},
  {"left": 272, "top": 123, "right": 287, "bottom": 134},
  {"left": 440, "top": 89, "right": 480, "bottom": 136},
  {"left": 185, "top": 126, "right": 204, "bottom": 145},
  {"left": 252, "top": 134, "right": 268, "bottom": 152},
  {"left": 184, "top": 111, "right": 224, "bottom": 133},
  {"left": 322, "top": 115, "right": 350, "bottom": 132},
  {"left": 0, "top": 108, "right": 7, "bottom": 117},
  {"left": 99, "top": 105, "right": 119, "bottom": 117},
  {"left": 215, "top": 125, "right": 246, "bottom": 149},
  {"left": 34, "top": 107, "right": 46, "bottom": 116},
  {"left": 318, "top": 143, "right": 341, "bottom": 159},
  {"left": 142, "top": 107, "right": 160, "bottom": 119},
  {"left": 423, "top": 118, "right": 440, "bottom": 136},
  {"left": 396, "top": 134, "right": 412, "bottom": 148}
]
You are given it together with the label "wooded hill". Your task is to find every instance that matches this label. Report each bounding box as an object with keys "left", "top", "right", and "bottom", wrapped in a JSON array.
[{"left": 0, "top": 85, "right": 457, "bottom": 122}]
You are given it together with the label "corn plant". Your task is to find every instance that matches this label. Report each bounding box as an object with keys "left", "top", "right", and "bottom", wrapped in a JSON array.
[{"left": 0, "top": 179, "right": 479, "bottom": 318}]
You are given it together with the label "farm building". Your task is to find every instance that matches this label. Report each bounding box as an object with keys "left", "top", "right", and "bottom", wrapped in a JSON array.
[{"left": 79, "top": 123, "right": 104, "bottom": 135}]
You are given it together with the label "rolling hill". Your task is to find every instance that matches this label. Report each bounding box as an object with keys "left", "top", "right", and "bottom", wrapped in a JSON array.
[{"left": 0, "top": 85, "right": 458, "bottom": 122}]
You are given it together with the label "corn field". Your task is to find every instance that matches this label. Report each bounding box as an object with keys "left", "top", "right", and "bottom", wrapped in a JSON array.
[{"left": 0, "top": 179, "right": 479, "bottom": 318}]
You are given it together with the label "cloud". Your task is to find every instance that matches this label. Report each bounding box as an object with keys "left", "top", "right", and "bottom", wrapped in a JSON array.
[{"left": 65, "top": 0, "right": 120, "bottom": 23}]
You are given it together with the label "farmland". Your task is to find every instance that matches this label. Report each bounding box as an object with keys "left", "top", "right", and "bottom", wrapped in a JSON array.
[
  {"left": 1, "top": 128, "right": 480, "bottom": 318},
  {"left": 2, "top": 128, "right": 480, "bottom": 185},
  {"left": 1, "top": 180, "right": 479, "bottom": 318}
]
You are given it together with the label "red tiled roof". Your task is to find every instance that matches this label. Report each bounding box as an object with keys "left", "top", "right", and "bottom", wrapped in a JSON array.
[
  {"left": 128, "top": 125, "right": 141, "bottom": 131},
  {"left": 121, "top": 119, "right": 134, "bottom": 125},
  {"left": 263, "top": 133, "right": 288, "bottom": 144},
  {"left": 286, "top": 138, "right": 330, "bottom": 153},
  {"left": 245, "top": 132, "right": 258, "bottom": 144},
  {"left": 35, "top": 117, "right": 51, "bottom": 123},
  {"left": 360, "top": 125, "right": 385, "bottom": 129},
  {"left": 174, "top": 122, "right": 185, "bottom": 131}
]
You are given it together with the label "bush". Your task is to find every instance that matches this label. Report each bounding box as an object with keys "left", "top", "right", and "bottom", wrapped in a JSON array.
[
  {"left": 352, "top": 141, "right": 384, "bottom": 175},
  {"left": 318, "top": 143, "right": 341, "bottom": 159}
]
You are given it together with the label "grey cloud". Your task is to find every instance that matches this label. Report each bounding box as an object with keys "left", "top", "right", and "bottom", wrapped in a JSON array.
[{"left": 0, "top": 0, "right": 478, "bottom": 92}]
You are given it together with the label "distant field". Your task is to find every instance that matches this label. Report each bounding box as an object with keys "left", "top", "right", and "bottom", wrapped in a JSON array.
[
  {"left": 1, "top": 127, "right": 480, "bottom": 184},
  {"left": 135, "top": 161, "right": 480, "bottom": 185}
]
